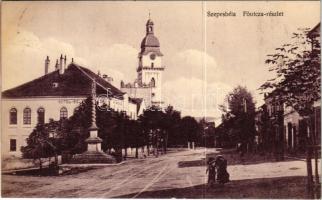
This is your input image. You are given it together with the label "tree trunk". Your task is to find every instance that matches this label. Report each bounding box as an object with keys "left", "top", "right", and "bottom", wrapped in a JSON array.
[
  {"left": 306, "top": 122, "right": 314, "bottom": 195},
  {"left": 314, "top": 148, "right": 320, "bottom": 183},
  {"left": 54, "top": 153, "right": 58, "bottom": 166},
  {"left": 124, "top": 148, "right": 127, "bottom": 160},
  {"left": 306, "top": 146, "right": 314, "bottom": 195},
  {"left": 164, "top": 132, "right": 168, "bottom": 154},
  {"left": 312, "top": 110, "right": 320, "bottom": 185},
  {"left": 39, "top": 158, "right": 42, "bottom": 170},
  {"left": 147, "top": 145, "right": 150, "bottom": 156}
]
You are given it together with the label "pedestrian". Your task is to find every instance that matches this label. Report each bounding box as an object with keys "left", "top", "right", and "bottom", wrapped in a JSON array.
[
  {"left": 206, "top": 157, "right": 216, "bottom": 188},
  {"left": 215, "top": 155, "right": 230, "bottom": 185}
]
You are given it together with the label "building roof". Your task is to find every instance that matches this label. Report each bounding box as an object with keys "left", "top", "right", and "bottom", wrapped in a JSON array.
[
  {"left": 308, "top": 23, "right": 320, "bottom": 38},
  {"left": 2, "top": 63, "right": 124, "bottom": 99}
]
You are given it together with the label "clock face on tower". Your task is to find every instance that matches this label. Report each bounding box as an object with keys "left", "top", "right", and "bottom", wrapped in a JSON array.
[{"left": 150, "top": 54, "right": 156, "bottom": 60}]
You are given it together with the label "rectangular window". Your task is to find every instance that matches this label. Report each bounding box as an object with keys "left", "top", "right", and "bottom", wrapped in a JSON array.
[
  {"left": 38, "top": 109, "right": 45, "bottom": 124},
  {"left": 10, "top": 139, "right": 17, "bottom": 152}
]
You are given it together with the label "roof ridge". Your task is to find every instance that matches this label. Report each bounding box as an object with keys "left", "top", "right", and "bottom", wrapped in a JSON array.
[{"left": 72, "top": 63, "right": 125, "bottom": 98}]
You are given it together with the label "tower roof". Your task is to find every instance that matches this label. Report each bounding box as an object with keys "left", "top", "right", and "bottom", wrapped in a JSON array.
[
  {"left": 140, "top": 34, "right": 160, "bottom": 48},
  {"left": 140, "top": 18, "right": 163, "bottom": 56},
  {"left": 146, "top": 19, "right": 154, "bottom": 26}
]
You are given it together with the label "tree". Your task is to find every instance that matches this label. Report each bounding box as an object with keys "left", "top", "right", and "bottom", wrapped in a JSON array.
[
  {"left": 138, "top": 106, "right": 164, "bottom": 155},
  {"left": 62, "top": 97, "right": 92, "bottom": 154},
  {"left": 21, "top": 120, "right": 63, "bottom": 170},
  {"left": 138, "top": 105, "right": 184, "bottom": 153},
  {"left": 260, "top": 28, "right": 320, "bottom": 117},
  {"left": 199, "top": 118, "right": 216, "bottom": 147},
  {"left": 63, "top": 97, "right": 129, "bottom": 154},
  {"left": 220, "top": 86, "right": 256, "bottom": 152},
  {"left": 162, "top": 105, "right": 181, "bottom": 149},
  {"left": 257, "top": 105, "right": 273, "bottom": 154},
  {"left": 179, "top": 116, "right": 200, "bottom": 147}
]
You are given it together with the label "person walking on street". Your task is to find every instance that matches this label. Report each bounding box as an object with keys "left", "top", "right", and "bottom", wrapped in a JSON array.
[
  {"left": 206, "top": 157, "right": 217, "bottom": 188},
  {"left": 215, "top": 155, "right": 230, "bottom": 185}
]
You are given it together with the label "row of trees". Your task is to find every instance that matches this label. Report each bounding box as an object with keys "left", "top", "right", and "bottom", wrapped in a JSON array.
[{"left": 21, "top": 97, "right": 216, "bottom": 165}]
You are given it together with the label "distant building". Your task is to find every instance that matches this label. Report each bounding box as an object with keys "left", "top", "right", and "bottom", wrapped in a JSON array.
[
  {"left": 308, "top": 23, "right": 320, "bottom": 50},
  {"left": 2, "top": 56, "right": 144, "bottom": 157},
  {"left": 121, "top": 18, "right": 165, "bottom": 108},
  {"left": 264, "top": 92, "right": 285, "bottom": 156},
  {"left": 283, "top": 105, "right": 303, "bottom": 151}
]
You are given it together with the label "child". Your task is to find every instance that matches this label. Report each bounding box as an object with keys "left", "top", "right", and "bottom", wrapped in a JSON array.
[{"left": 206, "top": 157, "right": 217, "bottom": 188}]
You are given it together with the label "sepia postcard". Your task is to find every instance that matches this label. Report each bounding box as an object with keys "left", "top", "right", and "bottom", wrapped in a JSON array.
[{"left": 1, "top": 0, "right": 321, "bottom": 199}]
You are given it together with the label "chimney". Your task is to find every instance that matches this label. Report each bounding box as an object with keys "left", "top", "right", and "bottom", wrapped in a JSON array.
[
  {"left": 55, "top": 59, "right": 59, "bottom": 70},
  {"left": 103, "top": 74, "right": 113, "bottom": 83},
  {"left": 102, "top": 74, "right": 108, "bottom": 81},
  {"left": 45, "top": 56, "right": 50, "bottom": 75},
  {"left": 59, "top": 54, "right": 64, "bottom": 75}
]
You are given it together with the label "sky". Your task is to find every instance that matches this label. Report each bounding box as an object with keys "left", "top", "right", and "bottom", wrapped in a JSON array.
[{"left": 2, "top": 1, "right": 320, "bottom": 124}]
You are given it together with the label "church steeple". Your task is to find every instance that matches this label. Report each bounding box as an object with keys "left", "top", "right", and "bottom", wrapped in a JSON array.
[
  {"left": 140, "top": 17, "right": 162, "bottom": 50},
  {"left": 120, "top": 17, "right": 165, "bottom": 108},
  {"left": 146, "top": 18, "right": 154, "bottom": 35}
]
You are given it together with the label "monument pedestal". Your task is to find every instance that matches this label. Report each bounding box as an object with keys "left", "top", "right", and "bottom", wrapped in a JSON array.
[{"left": 70, "top": 129, "right": 116, "bottom": 164}]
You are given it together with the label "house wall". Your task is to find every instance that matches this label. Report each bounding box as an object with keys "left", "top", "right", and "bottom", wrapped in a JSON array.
[
  {"left": 2, "top": 96, "right": 139, "bottom": 158},
  {"left": 121, "top": 87, "right": 152, "bottom": 107},
  {"left": 283, "top": 105, "right": 302, "bottom": 150},
  {"left": 2, "top": 97, "right": 84, "bottom": 157}
]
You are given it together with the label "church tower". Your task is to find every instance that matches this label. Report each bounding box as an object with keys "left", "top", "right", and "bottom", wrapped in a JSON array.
[{"left": 137, "top": 17, "right": 164, "bottom": 106}]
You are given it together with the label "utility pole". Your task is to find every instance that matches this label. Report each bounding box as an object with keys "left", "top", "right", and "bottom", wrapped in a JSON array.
[{"left": 243, "top": 98, "right": 249, "bottom": 152}]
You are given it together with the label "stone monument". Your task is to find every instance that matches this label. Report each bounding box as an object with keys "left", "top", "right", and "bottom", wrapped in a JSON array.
[{"left": 70, "top": 79, "right": 116, "bottom": 164}]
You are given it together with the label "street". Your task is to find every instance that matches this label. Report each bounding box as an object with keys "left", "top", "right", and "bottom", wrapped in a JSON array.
[{"left": 2, "top": 148, "right": 320, "bottom": 198}]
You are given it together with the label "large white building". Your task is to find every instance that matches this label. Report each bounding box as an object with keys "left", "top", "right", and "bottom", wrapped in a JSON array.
[
  {"left": 2, "top": 56, "right": 145, "bottom": 157},
  {"left": 121, "top": 18, "right": 165, "bottom": 108}
]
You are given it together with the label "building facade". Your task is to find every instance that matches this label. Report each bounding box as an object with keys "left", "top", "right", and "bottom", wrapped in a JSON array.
[
  {"left": 2, "top": 57, "right": 144, "bottom": 157},
  {"left": 121, "top": 18, "right": 165, "bottom": 108}
]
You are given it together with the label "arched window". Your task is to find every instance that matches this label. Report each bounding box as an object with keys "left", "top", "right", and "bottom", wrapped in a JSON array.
[
  {"left": 37, "top": 108, "right": 45, "bottom": 124},
  {"left": 150, "top": 78, "right": 156, "bottom": 87},
  {"left": 9, "top": 108, "right": 17, "bottom": 125},
  {"left": 23, "top": 107, "right": 31, "bottom": 125},
  {"left": 60, "top": 107, "right": 68, "bottom": 120}
]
